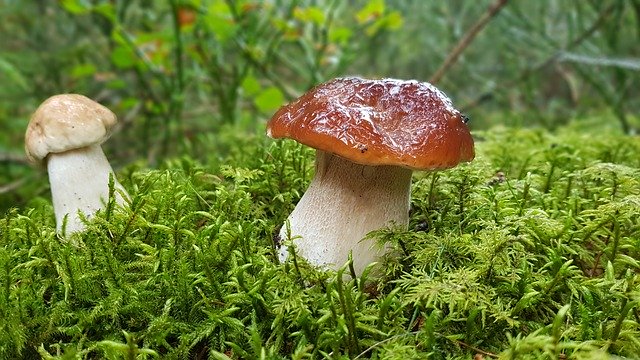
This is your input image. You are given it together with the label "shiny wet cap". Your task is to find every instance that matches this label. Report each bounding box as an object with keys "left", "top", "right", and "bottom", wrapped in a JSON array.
[{"left": 267, "top": 77, "right": 474, "bottom": 170}]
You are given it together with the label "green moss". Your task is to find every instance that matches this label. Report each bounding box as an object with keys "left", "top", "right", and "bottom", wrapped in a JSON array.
[{"left": 1, "top": 124, "right": 639, "bottom": 359}]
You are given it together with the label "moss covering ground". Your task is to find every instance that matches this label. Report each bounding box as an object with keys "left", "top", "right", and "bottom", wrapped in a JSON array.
[{"left": 1, "top": 123, "right": 640, "bottom": 359}]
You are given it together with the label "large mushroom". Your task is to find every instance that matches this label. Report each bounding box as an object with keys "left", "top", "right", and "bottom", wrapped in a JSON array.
[
  {"left": 267, "top": 77, "right": 474, "bottom": 275},
  {"left": 25, "top": 94, "right": 130, "bottom": 236}
]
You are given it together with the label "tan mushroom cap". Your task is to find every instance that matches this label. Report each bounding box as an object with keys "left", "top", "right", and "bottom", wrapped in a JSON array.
[
  {"left": 267, "top": 77, "right": 475, "bottom": 170},
  {"left": 25, "top": 94, "right": 117, "bottom": 164}
]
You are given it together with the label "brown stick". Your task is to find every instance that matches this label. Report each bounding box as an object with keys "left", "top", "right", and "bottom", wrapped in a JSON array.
[
  {"left": 0, "top": 153, "right": 29, "bottom": 165},
  {"left": 453, "top": 339, "right": 499, "bottom": 358},
  {"left": 0, "top": 178, "right": 27, "bottom": 194},
  {"left": 429, "top": 0, "right": 510, "bottom": 84}
]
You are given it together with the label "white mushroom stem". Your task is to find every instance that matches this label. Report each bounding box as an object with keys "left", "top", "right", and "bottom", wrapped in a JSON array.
[
  {"left": 279, "top": 150, "right": 412, "bottom": 275},
  {"left": 47, "top": 144, "right": 130, "bottom": 236}
]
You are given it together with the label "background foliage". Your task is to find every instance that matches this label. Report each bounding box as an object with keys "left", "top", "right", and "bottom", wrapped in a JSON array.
[{"left": 1, "top": 0, "right": 640, "bottom": 358}]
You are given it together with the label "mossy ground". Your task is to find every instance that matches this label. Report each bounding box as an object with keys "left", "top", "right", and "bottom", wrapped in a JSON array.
[{"left": 1, "top": 122, "right": 640, "bottom": 359}]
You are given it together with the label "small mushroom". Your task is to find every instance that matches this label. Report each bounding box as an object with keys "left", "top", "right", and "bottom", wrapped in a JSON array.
[
  {"left": 267, "top": 77, "right": 474, "bottom": 274},
  {"left": 25, "top": 94, "right": 130, "bottom": 236}
]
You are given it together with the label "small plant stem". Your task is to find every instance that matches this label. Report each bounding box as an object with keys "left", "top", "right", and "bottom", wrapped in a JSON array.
[
  {"left": 63, "top": 250, "right": 76, "bottom": 295},
  {"left": 309, "top": 0, "right": 339, "bottom": 85},
  {"left": 39, "top": 241, "right": 55, "bottom": 270},
  {"left": 117, "top": 198, "right": 144, "bottom": 246},
  {"left": 610, "top": 298, "right": 637, "bottom": 344},
  {"left": 166, "top": 0, "right": 186, "bottom": 155},
  {"left": 518, "top": 175, "right": 531, "bottom": 217},
  {"left": 142, "top": 208, "right": 161, "bottom": 244},
  {"left": 589, "top": 216, "right": 617, "bottom": 276},
  {"left": 289, "top": 246, "right": 305, "bottom": 288},
  {"left": 428, "top": 173, "right": 439, "bottom": 209},
  {"left": 348, "top": 253, "right": 358, "bottom": 283},
  {"left": 169, "top": 0, "right": 185, "bottom": 94},
  {"left": 451, "top": 339, "right": 499, "bottom": 359},
  {"left": 407, "top": 306, "right": 421, "bottom": 331},
  {"left": 336, "top": 270, "right": 360, "bottom": 355},
  {"left": 24, "top": 220, "right": 35, "bottom": 248},
  {"left": 201, "top": 259, "right": 224, "bottom": 300},
  {"left": 610, "top": 215, "right": 621, "bottom": 260},
  {"left": 398, "top": 239, "right": 409, "bottom": 257},
  {"left": 430, "top": 0, "right": 509, "bottom": 84},
  {"left": 457, "top": 175, "right": 469, "bottom": 217},
  {"left": 563, "top": 176, "right": 573, "bottom": 200},
  {"left": 100, "top": 237, "right": 122, "bottom": 289},
  {"left": 376, "top": 288, "right": 399, "bottom": 330},
  {"left": 105, "top": 175, "right": 116, "bottom": 223},
  {"left": 610, "top": 171, "right": 619, "bottom": 198},
  {"left": 0, "top": 153, "right": 29, "bottom": 165},
  {"left": 543, "top": 163, "right": 555, "bottom": 193},
  {"left": 353, "top": 331, "right": 420, "bottom": 359},
  {"left": 3, "top": 262, "right": 9, "bottom": 306},
  {"left": 0, "top": 178, "right": 27, "bottom": 194},
  {"left": 552, "top": 304, "right": 570, "bottom": 357},
  {"left": 16, "top": 286, "right": 25, "bottom": 323}
]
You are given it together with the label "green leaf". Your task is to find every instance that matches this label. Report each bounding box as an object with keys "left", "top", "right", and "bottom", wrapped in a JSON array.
[
  {"left": 366, "top": 12, "right": 404, "bottom": 36},
  {"left": 294, "top": 6, "right": 326, "bottom": 25},
  {"left": 356, "top": 0, "right": 385, "bottom": 24},
  {"left": 605, "top": 261, "right": 615, "bottom": 282},
  {"left": 120, "top": 97, "right": 140, "bottom": 110},
  {"left": 329, "top": 26, "right": 353, "bottom": 45},
  {"left": 254, "top": 87, "right": 284, "bottom": 113},
  {"left": 242, "top": 75, "right": 262, "bottom": 96},
  {"left": 382, "top": 11, "right": 403, "bottom": 30},
  {"left": 205, "top": 1, "right": 236, "bottom": 43},
  {"left": 106, "top": 78, "right": 127, "bottom": 90},
  {"left": 93, "top": 3, "right": 116, "bottom": 22},
  {"left": 0, "top": 57, "right": 28, "bottom": 91},
  {"left": 110, "top": 46, "right": 136, "bottom": 69},
  {"left": 60, "top": 0, "right": 90, "bottom": 14},
  {"left": 71, "top": 63, "right": 97, "bottom": 78},
  {"left": 551, "top": 304, "right": 571, "bottom": 341},
  {"left": 210, "top": 351, "right": 233, "bottom": 360}
]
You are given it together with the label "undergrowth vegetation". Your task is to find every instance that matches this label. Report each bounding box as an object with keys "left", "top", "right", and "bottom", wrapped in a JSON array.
[
  {"left": 2, "top": 1, "right": 639, "bottom": 358},
  {"left": 3, "top": 0, "right": 640, "bottom": 210},
  {"left": 1, "top": 123, "right": 639, "bottom": 359}
]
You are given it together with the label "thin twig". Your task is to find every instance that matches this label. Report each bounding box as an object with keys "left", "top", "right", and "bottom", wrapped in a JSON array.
[
  {"left": 353, "top": 331, "right": 419, "bottom": 359},
  {"left": 430, "top": 0, "right": 510, "bottom": 84},
  {"left": 0, "top": 178, "right": 27, "bottom": 194},
  {"left": 354, "top": 330, "right": 502, "bottom": 359},
  {"left": 0, "top": 153, "right": 30, "bottom": 165},
  {"left": 452, "top": 339, "right": 499, "bottom": 359},
  {"left": 462, "top": 2, "right": 616, "bottom": 111}
]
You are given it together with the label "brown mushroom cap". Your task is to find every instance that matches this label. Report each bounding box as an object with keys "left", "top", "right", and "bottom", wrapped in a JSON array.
[
  {"left": 267, "top": 77, "right": 475, "bottom": 170},
  {"left": 25, "top": 94, "right": 117, "bottom": 164}
]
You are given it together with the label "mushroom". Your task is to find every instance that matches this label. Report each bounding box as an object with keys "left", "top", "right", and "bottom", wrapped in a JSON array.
[
  {"left": 267, "top": 77, "right": 474, "bottom": 275},
  {"left": 25, "top": 94, "right": 130, "bottom": 236}
]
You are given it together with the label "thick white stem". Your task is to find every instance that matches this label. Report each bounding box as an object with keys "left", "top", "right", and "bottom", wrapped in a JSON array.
[
  {"left": 47, "top": 144, "right": 129, "bottom": 236},
  {"left": 279, "top": 150, "right": 412, "bottom": 275}
]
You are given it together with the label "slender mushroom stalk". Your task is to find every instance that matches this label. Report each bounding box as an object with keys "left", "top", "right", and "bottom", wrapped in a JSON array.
[
  {"left": 25, "top": 94, "right": 130, "bottom": 236},
  {"left": 279, "top": 150, "right": 412, "bottom": 273},
  {"left": 47, "top": 144, "right": 129, "bottom": 234},
  {"left": 268, "top": 77, "right": 475, "bottom": 275}
]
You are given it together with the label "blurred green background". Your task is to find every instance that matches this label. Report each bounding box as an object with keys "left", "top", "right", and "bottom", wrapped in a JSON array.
[{"left": 1, "top": 0, "right": 639, "bottom": 211}]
